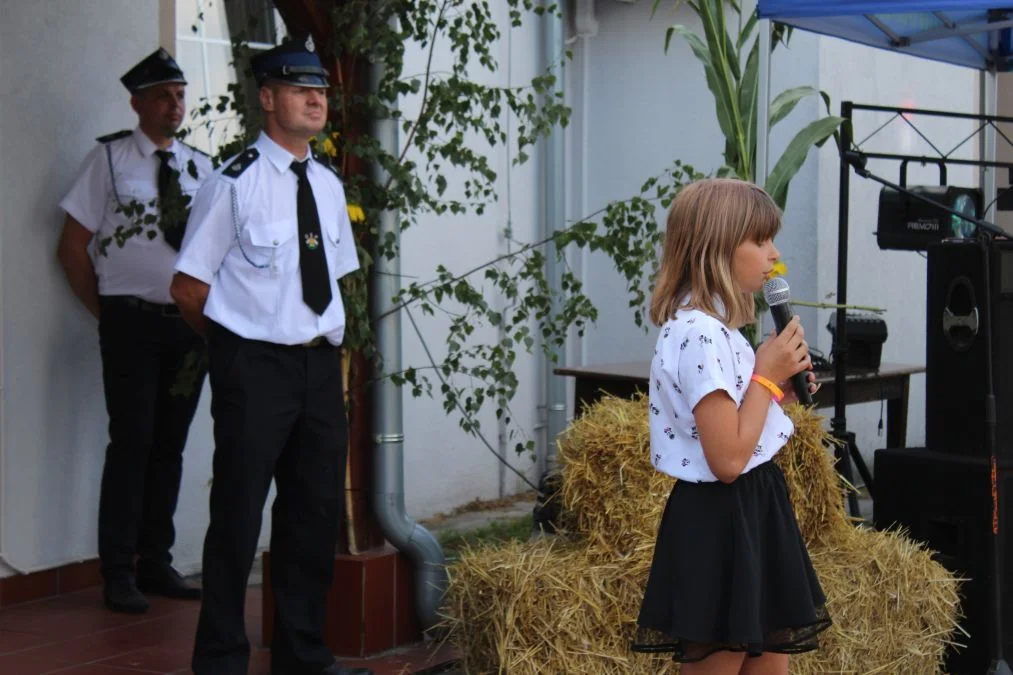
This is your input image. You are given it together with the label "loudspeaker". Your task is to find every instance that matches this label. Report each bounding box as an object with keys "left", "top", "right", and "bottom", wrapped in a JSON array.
[
  {"left": 926, "top": 238, "right": 1013, "bottom": 458},
  {"left": 874, "top": 448, "right": 1012, "bottom": 674}
]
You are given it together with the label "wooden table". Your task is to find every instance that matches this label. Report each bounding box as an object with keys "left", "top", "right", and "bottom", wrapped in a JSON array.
[{"left": 554, "top": 361, "right": 925, "bottom": 449}]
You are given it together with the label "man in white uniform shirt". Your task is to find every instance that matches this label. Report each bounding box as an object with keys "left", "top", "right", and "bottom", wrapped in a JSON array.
[
  {"left": 57, "top": 48, "right": 211, "bottom": 614},
  {"left": 171, "top": 39, "right": 368, "bottom": 675}
]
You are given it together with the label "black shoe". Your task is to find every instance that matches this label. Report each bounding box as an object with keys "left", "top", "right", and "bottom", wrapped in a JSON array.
[
  {"left": 136, "top": 561, "right": 201, "bottom": 600},
  {"left": 103, "top": 577, "right": 149, "bottom": 613},
  {"left": 321, "top": 664, "right": 373, "bottom": 675}
]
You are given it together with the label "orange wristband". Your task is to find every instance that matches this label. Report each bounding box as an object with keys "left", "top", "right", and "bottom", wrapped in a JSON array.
[{"left": 751, "top": 374, "right": 784, "bottom": 402}]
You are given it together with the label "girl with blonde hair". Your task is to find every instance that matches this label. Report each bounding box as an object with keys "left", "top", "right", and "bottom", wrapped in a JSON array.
[{"left": 631, "top": 178, "right": 830, "bottom": 674}]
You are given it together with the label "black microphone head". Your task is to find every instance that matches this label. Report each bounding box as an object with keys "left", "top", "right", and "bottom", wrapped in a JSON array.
[{"left": 763, "top": 276, "right": 790, "bottom": 307}]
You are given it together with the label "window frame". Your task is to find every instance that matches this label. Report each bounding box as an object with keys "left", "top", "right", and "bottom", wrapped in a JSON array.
[{"left": 173, "top": 0, "right": 284, "bottom": 155}]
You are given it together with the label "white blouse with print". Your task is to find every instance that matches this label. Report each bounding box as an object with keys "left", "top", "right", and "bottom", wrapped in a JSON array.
[{"left": 648, "top": 305, "right": 795, "bottom": 482}]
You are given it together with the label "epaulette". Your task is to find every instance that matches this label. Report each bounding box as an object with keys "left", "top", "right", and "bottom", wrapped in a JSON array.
[
  {"left": 313, "top": 152, "right": 342, "bottom": 181},
  {"left": 222, "top": 148, "right": 259, "bottom": 178},
  {"left": 96, "top": 129, "right": 132, "bottom": 144}
]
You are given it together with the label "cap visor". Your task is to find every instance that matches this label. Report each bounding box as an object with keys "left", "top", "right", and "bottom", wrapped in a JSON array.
[
  {"left": 262, "top": 75, "right": 329, "bottom": 89},
  {"left": 132, "top": 77, "right": 188, "bottom": 92}
]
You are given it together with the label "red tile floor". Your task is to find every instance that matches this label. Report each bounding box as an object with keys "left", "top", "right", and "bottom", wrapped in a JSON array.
[{"left": 0, "top": 587, "right": 459, "bottom": 674}]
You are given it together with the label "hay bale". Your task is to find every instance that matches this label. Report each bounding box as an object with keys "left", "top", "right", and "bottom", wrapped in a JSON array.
[
  {"left": 557, "top": 395, "right": 846, "bottom": 550},
  {"left": 556, "top": 396, "right": 674, "bottom": 557},
  {"left": 793, "top": 528, "right": 964, "bottom": 675},
  {"left": 772, "top": 403, "right": 852, "bottom": 545},
  {"left": 443, "top": 538, "right": 673, "bottom": 675},
  {"left": 446, "top": 395, "right": 962, "bottom": 673}
]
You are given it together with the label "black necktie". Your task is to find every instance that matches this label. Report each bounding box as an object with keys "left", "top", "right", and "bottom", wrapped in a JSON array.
[
  {"left": 290, "top": 161, "right": 332, "bottom": 315},
  {"left": 155, "top": 149, "right": 186, "bottom": 251}
]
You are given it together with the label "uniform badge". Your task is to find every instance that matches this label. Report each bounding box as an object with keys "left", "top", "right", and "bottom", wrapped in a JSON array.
[
  {"left": 305, "top": 35, "right": 315, "bottom": 52},
  {"left": 304, "top": 233, "right": 320, "bottom": 250}
]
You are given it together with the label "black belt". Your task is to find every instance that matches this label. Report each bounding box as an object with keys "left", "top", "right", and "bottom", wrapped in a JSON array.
[{"left": 103, "top": 295, "right": 181, "bottom": 317}]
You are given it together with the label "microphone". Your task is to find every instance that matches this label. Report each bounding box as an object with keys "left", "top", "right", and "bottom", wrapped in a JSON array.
[{"left": 762, "top": 276, "right": 813, "bottom": 405}]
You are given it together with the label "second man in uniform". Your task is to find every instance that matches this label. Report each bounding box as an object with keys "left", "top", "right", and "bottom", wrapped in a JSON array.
[{"left": 172, "top": 39, "right": 369, "bottom": 675}]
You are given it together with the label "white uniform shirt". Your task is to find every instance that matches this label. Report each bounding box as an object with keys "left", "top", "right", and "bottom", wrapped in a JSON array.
[
  {"left": 649, "top": 303, "right": 795, "bottom": 482},
  {"left": 175, "top": 132, "right": 360, "bottom": 346},
  {"left": 59, "top": 127, "right": 213, "bottom": 304}
]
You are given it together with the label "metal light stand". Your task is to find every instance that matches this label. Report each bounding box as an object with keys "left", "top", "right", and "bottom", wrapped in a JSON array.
[
  {"left": 834, "top": 103, "right": 863, "bottom": 519},
  {"left": 837, "top": 100, "right": 1011, "bottom": 675}
]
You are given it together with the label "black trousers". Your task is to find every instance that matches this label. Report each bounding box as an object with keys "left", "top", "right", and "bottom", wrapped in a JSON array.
[
  {"left": 192, "top": 322, "right": 347, "bottom": 675},
  {"left": 97, "top": 296, "right": 206, "bottom": 581}
]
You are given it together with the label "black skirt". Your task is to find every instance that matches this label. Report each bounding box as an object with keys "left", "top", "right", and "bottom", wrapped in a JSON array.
[{"left": 631, "top": 460, "right": 831, "bottom": 663}]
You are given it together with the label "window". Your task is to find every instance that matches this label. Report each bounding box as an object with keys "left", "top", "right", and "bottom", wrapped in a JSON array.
[{"left": 175, "top": 0, "right": 286, "bottom": 155}]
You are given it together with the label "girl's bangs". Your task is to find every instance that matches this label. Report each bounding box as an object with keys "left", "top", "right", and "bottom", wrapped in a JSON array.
[{"left": 744, "top": 192, "right": 782, "bottom": 243}]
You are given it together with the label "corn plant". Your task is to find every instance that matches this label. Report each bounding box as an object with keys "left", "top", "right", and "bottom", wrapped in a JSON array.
[{"left": 655, "top": 0, "right": 844, "bottom": 208}]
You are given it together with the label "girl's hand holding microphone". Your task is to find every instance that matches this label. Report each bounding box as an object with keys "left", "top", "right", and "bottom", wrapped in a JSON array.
[{"left": 754, "top": 315, "right": 818, "bottom": 405}]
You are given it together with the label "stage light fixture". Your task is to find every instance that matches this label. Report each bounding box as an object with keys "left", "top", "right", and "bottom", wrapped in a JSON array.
[{"left": 876, "top": 185, "right": 982, "bottom": 251}]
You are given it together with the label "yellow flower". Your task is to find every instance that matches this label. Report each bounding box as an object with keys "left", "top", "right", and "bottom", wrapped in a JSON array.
[
  {"left": 767, "top": 261, "right": 787, "bottom": 279},
  {"left": 322, "top": 136, "right": 338, "bottom": 158},
  {"left": 347, "top": 204, "right": 366, "bottom": 223}
]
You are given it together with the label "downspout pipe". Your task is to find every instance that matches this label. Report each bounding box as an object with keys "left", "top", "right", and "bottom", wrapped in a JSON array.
[
  {"left": 368, "top": 36, "right": 447, "bottom": 630},
  {"left": 544, "top": 0, "right": 568, "bottom": 468}
]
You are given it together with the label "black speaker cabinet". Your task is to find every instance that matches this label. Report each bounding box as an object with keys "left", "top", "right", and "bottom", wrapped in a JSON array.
[
  {"left": 874, "top": 448, "right": 1012, "bottom": 674},
  {"left": 926, "top": 238, "right": 1013, "bottom": 458}
]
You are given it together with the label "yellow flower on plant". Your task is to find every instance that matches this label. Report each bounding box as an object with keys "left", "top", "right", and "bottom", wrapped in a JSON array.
[
  {"left": 322, "top": 136, "right": 338, "bottom": 158},
  {"left": 347, "top": 204, "right": 365, "bottom": 223},
  {"left": 767, "top": 261, "right": 787, "bottom": 279}
]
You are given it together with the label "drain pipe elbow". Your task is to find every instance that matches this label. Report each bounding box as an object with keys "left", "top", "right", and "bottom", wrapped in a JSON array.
[{"left": 371, "top": 456, "right": 447, "bottom": 629}]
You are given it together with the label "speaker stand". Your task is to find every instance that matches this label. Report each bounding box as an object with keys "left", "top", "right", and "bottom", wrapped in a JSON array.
[
  {"left": 980, "top": 234, "right": 1009, "bottom": 673},
  {"left": 832, "top": 431, "right": 873, "bottom": 520},
  {"left": 988, "top": 660, "right": 1013, "bottom": 675}
]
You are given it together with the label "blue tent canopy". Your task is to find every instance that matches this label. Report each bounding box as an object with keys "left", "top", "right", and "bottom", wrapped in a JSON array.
[{"left": 757, "top": 1, "right": 1013, "bottom": 71}]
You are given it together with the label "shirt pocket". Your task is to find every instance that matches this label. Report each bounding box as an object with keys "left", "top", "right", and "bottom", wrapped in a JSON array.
[
  {"left": 236, "top": 219, "right": 298, "bottom": 319},
  {"left": 320, "top": 209, "right": 342, "bottom": 247},
  {"left": 243, "top": 219, "right": 299, "bottom": 272},
  {"left": 322, "top": 215, "right": 358, "bottom": 279},
  {"left": 115, "top": 177, "right": 157, "bottom": 203},
  {"left": 108, "top": 178, "right": 157, "bottom": 227},
  {"left": 102, "top": 178, "right": 164, "bottom": 249}
]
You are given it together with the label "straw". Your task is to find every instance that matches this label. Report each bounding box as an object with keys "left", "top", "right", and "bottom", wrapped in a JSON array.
[{"left": 442, "top": 395, "right": 961, "bottom": 674}]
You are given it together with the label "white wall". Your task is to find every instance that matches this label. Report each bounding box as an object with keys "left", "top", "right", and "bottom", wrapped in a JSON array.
[
  {"left": 399, "top": 2, "right": 545, "bottom": 517},
  {"left": 568, "top": 0, "right": 823, "bottom": 373},
  {"left": 574, "top": 0, "right": 706, "bottom": 367},
  {"left": 815, "top": 38, "right": 979, "bottom": 469},
  {"left": 0, "top": 0, "right": 255, "bottom": 577}
]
